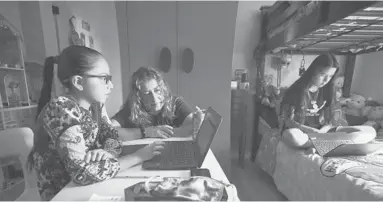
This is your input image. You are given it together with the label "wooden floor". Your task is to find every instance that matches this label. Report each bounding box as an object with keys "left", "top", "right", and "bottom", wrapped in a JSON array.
[
  {"left": 229, "top": 151, "right": 287, "bottom": 201},
  {"left": 230, "top": 120, "right": 287, "bottom": 201}
]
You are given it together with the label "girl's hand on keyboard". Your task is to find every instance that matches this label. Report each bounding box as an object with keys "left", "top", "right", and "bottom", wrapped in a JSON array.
[
  {"left": 319, "top": 125, "right": 332, "bottom": 133},
  {"left": 192, "top": 106, "right": 206, "bottom": 138},
  {"left": 305, "top": 147, "right": 316, "bottom": 155},
  {"left": 146, "top": 125, "right": 174, "bottom": 138},
  {"left": 136, "top": 141, "right": 165, "bottom": 161}
]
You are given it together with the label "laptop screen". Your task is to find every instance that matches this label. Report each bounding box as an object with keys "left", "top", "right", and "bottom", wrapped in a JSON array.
[{"left": 195, "top": 107, "right": 222, "bottom": 166}]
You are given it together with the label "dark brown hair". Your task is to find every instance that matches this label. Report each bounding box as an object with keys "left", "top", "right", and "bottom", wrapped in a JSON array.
[
  {"left": 36, "top": 45, "right": 104, "bottom": 117},
  {"left": 121, "top": 66, "right": 175, "bottom": 127},
  {"left": 280, "top": 53, "right": 339, "bottom": 123}
]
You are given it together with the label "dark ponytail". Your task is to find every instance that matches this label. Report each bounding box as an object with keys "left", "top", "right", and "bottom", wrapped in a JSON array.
[
  {"left": 28, "top": 57, "right": 55, "bottom": 171},
  {"left": 36, "top": 56, "right": 56, "bottom": 119}
]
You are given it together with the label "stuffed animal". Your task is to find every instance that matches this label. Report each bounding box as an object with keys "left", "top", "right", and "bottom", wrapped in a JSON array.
[
  {"left": 362, "top": 106, "right": 383, "bottom": 131},
  {"left": 342, "top": 93, "right": 368, "bottom": 117},
  {"left": 333, "top": 76, "right": 344, "bottom": 102},
  {"left": 260, "top": 75, "right": 278, "bottom": 108}
]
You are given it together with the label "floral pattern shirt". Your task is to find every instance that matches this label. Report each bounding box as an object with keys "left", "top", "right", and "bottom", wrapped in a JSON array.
[{"left": 29, "top": 95, "right": 122, "bottom": 201}]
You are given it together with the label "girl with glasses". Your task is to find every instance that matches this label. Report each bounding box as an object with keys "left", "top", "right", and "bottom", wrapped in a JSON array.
[{"left": 27, "top": 46, "right": 164, "bottom": 201}]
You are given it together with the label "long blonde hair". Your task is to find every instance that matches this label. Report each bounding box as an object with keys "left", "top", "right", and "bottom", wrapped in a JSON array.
[{"left": 123, "top": 67, "right": 175, "bottom": 127}]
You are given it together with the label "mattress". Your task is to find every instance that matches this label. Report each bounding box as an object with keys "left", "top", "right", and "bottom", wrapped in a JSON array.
[{"left": 273, "top": 141, "right": 383, "bottom": 201}]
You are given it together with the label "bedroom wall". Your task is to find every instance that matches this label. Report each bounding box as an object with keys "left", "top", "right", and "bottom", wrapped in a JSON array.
[
  {"left": 0, "top": 2, "right": 23, "bottom": 38},
  {"left": 232, "top": 1, "right": 274, "bottom": 88},
  {"left": 38, "top": 1, "right": 123, "bottom": 116},
  {"left": 0, "top": 2, "right": 123, "bottom": 115},
  {"left": 352, "top": 52, "right": 383, "bottom": 102}
]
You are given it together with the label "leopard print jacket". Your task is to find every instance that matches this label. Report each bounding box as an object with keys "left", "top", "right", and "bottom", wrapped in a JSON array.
[{"left": 30, "top": 95, "right": 121, "bottom": 201}]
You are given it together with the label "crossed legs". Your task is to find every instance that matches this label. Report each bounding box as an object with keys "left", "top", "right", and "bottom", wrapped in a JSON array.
[{"left": 282, "top": 125, "right": 377, "bottom": 149}]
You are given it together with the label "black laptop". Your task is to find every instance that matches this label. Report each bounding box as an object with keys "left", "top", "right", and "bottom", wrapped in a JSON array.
[{"left": 121, "top": 107, "right": 223, "bottom": 170}]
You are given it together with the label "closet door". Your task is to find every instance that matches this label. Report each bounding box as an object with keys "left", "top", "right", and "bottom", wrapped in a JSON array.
[
  {"left": 177, "top": 2, "right": 238, "bottom": 176},
  {"left": 126, "top": 1, "right": 178, "bottom": 94}
]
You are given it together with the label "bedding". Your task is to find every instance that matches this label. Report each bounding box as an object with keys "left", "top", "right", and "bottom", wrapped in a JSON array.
[
  {"left": 255, "top": 117, "right": 280, "bottom": 176},
  {"left": 273, "top": 141, "right": 383, "bottom": 201},
  {"left": 254, "top": 105, "right": 361, "bottom": 176}
]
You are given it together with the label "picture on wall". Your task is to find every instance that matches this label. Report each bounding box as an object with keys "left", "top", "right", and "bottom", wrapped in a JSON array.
[
  {"left": 69, "top": 16, "right": 96, "bottom": 49},
  {"left": 89, "top": 36, "right": 94, "bottom": 48},
  {"left": 82, "top": 20, "right": 91, "bottom": 32},
  {"left": 80, "top": 32, "right": 86, "bottom": 46},
  {"left": 69, "top": 16, "right": 82, "bottom": 46}
]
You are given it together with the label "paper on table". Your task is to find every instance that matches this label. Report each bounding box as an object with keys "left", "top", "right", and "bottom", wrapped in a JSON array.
[
  {"left": 88, "top": 193, "right": 123, "bottom": 201},
  {"left": 122, "top": 137, "right": 193, "bottom": 146},
  {"left": 115, "top": 163, "right": 191, "bottom": 178}
]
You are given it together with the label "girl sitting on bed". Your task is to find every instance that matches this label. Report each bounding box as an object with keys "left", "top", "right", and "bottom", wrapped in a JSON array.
[
  {"left": 27, "top": 46, "right": 165, "bottom": 201},
  {"left": 280, "top": 53, "right": 376, "bottom": 149}
]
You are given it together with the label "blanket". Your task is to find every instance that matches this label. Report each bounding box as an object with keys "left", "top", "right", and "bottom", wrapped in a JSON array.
[{"left": 320, "top": 146, "right": 383, "bottom": 184}]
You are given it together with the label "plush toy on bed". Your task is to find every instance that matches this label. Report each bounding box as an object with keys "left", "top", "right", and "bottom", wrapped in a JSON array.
[
  {"left": 260, "top": 75, "right": 278, "bottom": 108},
  {"left": 334, "top": 76, "right": 344, "bottom": 102},
  {"left": 362, "top": 106, "right": 383, "bottom": 132},
  {"left": 342, "top": 93, "right": 369, "bottom": 117}
]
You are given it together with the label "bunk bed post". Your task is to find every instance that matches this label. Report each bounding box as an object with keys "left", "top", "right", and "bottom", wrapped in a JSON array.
[
  {"left": 251, "top": 8, "right": 268, "bottom": 162},
  {"left": 342, "top": 53, "right": 356, "bottom": 98}
]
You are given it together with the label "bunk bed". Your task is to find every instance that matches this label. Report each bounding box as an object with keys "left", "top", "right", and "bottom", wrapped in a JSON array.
[{"left": 252, "top": 1, "right": 383, "bottom": 200}]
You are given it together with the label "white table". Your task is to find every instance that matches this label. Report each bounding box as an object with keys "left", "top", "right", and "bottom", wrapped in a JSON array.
[{"left": 51, "top": 138, "right": 229, "bottom": 201}]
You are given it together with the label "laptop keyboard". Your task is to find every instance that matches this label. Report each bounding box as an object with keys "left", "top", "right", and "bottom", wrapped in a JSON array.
[
  {"left": 311, "top": 139, "right": 354, "bottom": 156},
  {"left": 160, "top": 141, "right": 196, "bottom": 165}
]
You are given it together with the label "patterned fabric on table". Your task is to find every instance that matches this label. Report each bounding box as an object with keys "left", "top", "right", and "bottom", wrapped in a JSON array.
[
  {"left": 128, "top": 176, "right": 240, "bottom": 201},
  {"left": 29, "top": 95, "right": 122, "bottom": 201}
]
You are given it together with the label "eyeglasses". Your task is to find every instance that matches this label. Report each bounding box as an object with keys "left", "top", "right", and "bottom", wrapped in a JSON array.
[{"left": 80, "top": 74, "right": 112, "bottom": 85}]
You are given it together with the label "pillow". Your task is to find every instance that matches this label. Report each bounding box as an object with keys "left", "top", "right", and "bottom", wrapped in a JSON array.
[{"left": 345, "top": 114, "right": 368, "bottom": 126}]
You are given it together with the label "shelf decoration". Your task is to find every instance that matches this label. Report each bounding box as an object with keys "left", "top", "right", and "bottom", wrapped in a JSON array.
[{"left": 4, "top": 74, "right": 21, "bottom": 108}]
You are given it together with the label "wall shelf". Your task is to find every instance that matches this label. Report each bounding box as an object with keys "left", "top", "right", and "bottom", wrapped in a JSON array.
[
  {"left": 0, "top": 14, "right": 37, "bottom": 201},
  {"left": 0, "top": 105, "right": 37, "bottom": 112},
  {"left": 0, "top": 67, "right": 23, "bottom": 71}
]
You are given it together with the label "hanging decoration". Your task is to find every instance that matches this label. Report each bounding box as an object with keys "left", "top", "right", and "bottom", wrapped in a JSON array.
[
  {"left": 276, "top": 51, "right": 291, "bottom": 94},
  {"left": 299, "top": 54, "right": 306, "bottom": 76},
  {"left": 69, "top": 16, "right": 82, "bottom": 46},
  {"left": 68, "top": 16, "right": 95, "bottom": 49}
]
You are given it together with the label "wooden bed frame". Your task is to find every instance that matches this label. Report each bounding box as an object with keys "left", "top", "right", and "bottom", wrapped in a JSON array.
[{"left": 251, "top": 1, "right": 383, "bottom": 162}]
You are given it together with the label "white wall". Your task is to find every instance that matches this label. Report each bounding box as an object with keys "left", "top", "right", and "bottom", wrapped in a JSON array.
[
  {"left": 232, "top": 1, "right": 274, "bottom": 89},
  {"left": 19, "top": 2, "right": 46, "bottom": 64},
  {"left": 176, "top": 2, "right": 237, "bottom": 178},
  {"left": 0, "top": 2, "right": 23, "bottom": 37},
  {"left": 352, "top": 52, "right": 383, "bottom": 102},
  {"left": 38, "top": 1, "right": 123, "bottom": 115}
]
